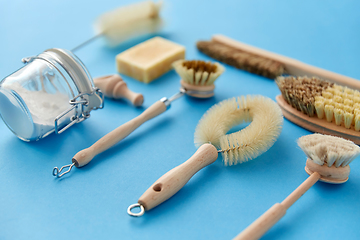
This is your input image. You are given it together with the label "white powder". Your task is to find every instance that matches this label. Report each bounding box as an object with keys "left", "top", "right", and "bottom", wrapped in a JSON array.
[{"left": 7, "top": 83, "right": 71, "bottom": 140}]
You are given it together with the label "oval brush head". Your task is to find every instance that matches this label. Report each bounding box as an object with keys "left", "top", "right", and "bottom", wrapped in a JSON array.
[
  {"left": 194, "top": 95, "right": 283, "bottom": 165},
  {"left": 298, "top": 133, "right": 360, "bottom": 183},
  {"left": 276, "top": 76, "right": 360, "bottom": 143},
  {"left": 172, "top": 60, "right": 225, "bottom": 98}
]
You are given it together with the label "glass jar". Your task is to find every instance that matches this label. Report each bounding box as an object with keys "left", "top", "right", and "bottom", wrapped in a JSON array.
[{"left": 0, "top": 48, "right": 104, "bottom": 141}]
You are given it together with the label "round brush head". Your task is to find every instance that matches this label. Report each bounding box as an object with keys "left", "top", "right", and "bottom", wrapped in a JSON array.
[
  {"left": 194, "top": 95, "right": 283, "bottom": 166},
  {"left": 172, "top": 60, "right": 225, "bottom": 98},
  {"left": 298, "top": 133, "right": 360, "bottom": 183}
]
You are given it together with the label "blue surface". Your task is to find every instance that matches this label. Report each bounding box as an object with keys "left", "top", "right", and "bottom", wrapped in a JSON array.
[{"left": 1, "top": 0, "right": 360, "bottom": 239}]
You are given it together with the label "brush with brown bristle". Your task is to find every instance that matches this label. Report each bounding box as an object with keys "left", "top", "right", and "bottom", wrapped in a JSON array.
[
  {"left": 196, "top": 35, "right": 360, "bottom": 90},
  {"left": 275, "top": 75, "right": 360, "bottom": 144},
  {"left": 127, "top": 95, "right": 283, "bottom": 217},
  {"left": 234, "top": 133, "right": 360, "bottom": 240},
  {"left": 52, "top": 60, "right": 224, "bottom": 178}
]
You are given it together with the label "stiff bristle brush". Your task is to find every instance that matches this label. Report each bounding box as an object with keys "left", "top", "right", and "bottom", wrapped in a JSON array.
[
  {"left": 235, "top": 133, "right": 360, "bottom": 240},
  {"left": 276, "top": 76, "right": 360, "bottom": 144},
  {"left": 127, "top": 95, "right": 283, "bottom": 217},
  {"left": 196, "top": 35, "right": 360, "bottom": 90},
  {"left": 52, "top": 60, "right": 224, "bottom": 178}
]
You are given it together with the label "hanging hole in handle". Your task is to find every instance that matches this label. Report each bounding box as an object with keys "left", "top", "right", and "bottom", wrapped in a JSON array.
[
  {"left": 127, "top": 203, "right": 145, "bottom": 217},
  {"left": 153, "top": 183, "right": 162, "bottom": 192}
]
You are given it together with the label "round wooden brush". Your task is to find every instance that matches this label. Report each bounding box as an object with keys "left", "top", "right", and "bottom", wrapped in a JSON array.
[
  {"left": 234, "top": 133, "right": 360, "bottom": 240},
  {"left": 276, "top": 76, "right": 360, "bottom": 144},
  {"left": 52, "top": 60, "right": 224, "bottom": 178},
  {"left": 127, "top": 95, "right": 283, "bottom": 216},
  {"left": 93, "top": 74, "right": 144, "bottom": 107}
]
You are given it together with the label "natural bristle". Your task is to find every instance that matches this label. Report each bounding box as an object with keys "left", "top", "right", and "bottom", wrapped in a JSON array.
[
  {"left": 94, "top": 1, "right": 163, "bottom": 47},
  {"left": 194, "top": 95, "right": 283, "bottom": 166},
  {"left": 276, "top": 76, "right": 360, "bottom": 131},
  {"left": 173, "top": 59, "right": 224, "bottom": 86},
  {"left": 196, "top": 40, "right": 285, "bottom": 79},
  {"left": 298, "top": 134, "right": 360, "bottom": 167}
]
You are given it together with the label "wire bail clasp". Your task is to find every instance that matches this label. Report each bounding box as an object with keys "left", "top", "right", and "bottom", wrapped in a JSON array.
[{"left": 52, "top": 162, "right": 75, "bottom": 178}]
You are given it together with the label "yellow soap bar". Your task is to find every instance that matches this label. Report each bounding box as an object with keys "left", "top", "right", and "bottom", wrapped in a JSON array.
[{"left": 116, "top": 37, "right": 186, "bottom": 83}]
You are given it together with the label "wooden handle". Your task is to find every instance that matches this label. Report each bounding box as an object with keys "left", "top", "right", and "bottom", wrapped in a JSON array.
[
  {"left": 234, "top": 172, "right": 320, "bottom": 240},
  {"left": 138, "top": 144, "right": 218, "bottom": 211},
  {"left": 94, "top": 74, "right": 144, "bottom": 106},
  {"left": 212, "top": 35, "right": 360, "bottom": 90},
  {"left": 72, "top": 100, "right": 167, "bottom": 167}
]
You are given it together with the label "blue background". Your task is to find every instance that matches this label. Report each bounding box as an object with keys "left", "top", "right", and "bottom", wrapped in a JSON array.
[{"left": 1, "top": 0, "right": 360, "bottom": 239}]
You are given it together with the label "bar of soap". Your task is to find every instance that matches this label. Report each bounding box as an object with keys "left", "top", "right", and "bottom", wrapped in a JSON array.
[{"left": 116, "top": 37, "right": 186, "bottom": 83}]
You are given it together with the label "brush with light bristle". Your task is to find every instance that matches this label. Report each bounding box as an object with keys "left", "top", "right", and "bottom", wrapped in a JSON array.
[
  {"left": 53, "top": 60, "right": 224, "bottom": 178},
  {"left": 71, "top": 1, "right": 163, "bottom": 52},
  {"left": 196, "top": 35, "right": 360, "bottom": 90},
  {"left": 275, "top": 75, "right": 360, "bottom": 144},
  {"left": 173, "top": 59, "right": 225, "bottom": 98},
  {"left": 235, "top": 133, "right": 360, "bottom": 240},
  {"left": 127, "top": 95, "right": 283, "bottom": 216}
]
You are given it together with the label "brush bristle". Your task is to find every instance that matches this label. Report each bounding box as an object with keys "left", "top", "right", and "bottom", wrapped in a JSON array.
[
  {"left": 298, "top": 134, "right": 360, "bottom": 167},
  {"left": 194, "top": 95, "right": 283, "bottom": 166},
  {"left": 172, "top": 60, "right": 224, "bottom": 86},
  {"left": 94, "top": 1, "right": 163, "bottom": 47},
  {"left": 196, "top": 41, "right": 285, "bottom": 79},
  {"left": 276, "top": 76, "right": 360, "bottom": 130}
]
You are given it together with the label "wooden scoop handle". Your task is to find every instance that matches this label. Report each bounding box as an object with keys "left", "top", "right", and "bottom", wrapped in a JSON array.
[
  {"left": 138, "top": 144, "right": 218, "bottom": 211},
  {"left": 234, "top": 172, "right": 320, "bottom": 240},
  {"left": 94, "top": 74, "right": 144, "bottom": 106},
  {"left": 72, "top": 100, "right": 167, "bottom": 167}
]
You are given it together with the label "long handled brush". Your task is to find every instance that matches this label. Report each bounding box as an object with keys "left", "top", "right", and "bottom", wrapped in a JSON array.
[
  {"left": 52, "top": 60, "right": 224, "bottom": 178},
  {"left": 197, "top": 35, "right": 360, "bottom": 90},
  {"left": 234, "top": 133, "right": 360, "bottom": 240},
  {"left": 72, "top": 0, "right": 163, "bottom": 52},
  {"left": 127, "top": 95, "right": 283, "bottom": 216}
]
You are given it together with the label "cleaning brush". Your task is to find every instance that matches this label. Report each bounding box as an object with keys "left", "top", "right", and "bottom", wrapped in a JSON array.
[
  {"left": 127, "top": 95, "right": 283, "bottom": 216},
  {"left": 197, "top": 35, "right": 360, "bottom": 90},
  {"left": 276, "top": 75, "right": 360, "bottom": 144},
  {"left": 52, "top": 60, "right": 224, "bottom": 178},
  {"left": 234, "top": 133, "right": 360, "bottom": 240},
  {"left": 72, "top": 0, "right": 163, "bottom": 51}
]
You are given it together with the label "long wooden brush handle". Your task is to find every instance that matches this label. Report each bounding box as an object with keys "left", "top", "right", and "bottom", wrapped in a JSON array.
[
  {"left": 212, "top": 35, "right": 360, "bottom": 90},
  {"left": 138, "top": 144, "right": 218, "bottom": 211},
  {"left": 234, "top": 172, "right": 320, "bottom": 240},
  {"left": 72, "top": 100, "right": 167, "bottom": 167}
]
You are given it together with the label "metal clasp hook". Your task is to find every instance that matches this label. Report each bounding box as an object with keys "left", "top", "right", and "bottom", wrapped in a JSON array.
[{"left": 52, "top": 162, "right": 75, "bottom": 178}]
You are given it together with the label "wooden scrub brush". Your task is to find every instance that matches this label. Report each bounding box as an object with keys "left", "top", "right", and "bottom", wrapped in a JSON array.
[
  {"left": 235, "top": 133, "right": 360, "bottom": 240},
  {"left": 93, "top": 74, "right": 144, "bottom": 107},
  {"left": 197, "top": 35, "right": 360, "bottom": 90},
  {"left": 276, "top": 76, "right": 360, "bottom": 144},
  {"left": 52, "top": 60, "right": 224, "bottom": 178},
  {"left": 127, "top": 95, "right": 283, "bottom": 216}
]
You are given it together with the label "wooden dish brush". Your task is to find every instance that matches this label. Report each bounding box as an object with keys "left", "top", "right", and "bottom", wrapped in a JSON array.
[
  {"left": 127, "top": 95, "right": 283, "bottom": 216},
  {"left": 276, "top": 76, "right": 360, "bottom": 144},
  {"left": 52, "top": 60, "right": 224, "bottom": 178},
  {"left": 197, "top": 35, "right": 360, "bottom": 90},
  {"left": 234, "top": 133, "right": 360, "bottom": 240}
]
